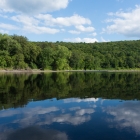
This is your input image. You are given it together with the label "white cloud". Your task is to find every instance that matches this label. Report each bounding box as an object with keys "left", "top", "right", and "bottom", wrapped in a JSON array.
[
  {"left": 0, "top": 29, "right": 8, "bottom": 34},
  {"left": 36, "top": 14, "right": 91, "bottom": 26},
  {"left": 0, "top": 14, "right": 8, "bottom": 18},
  {"left": 0, "top": 23, "right": 18, "bottom": 30},
  {"left": 0, "top": 0, "right": 96, "bottom": 38},
  {"left": 75, "top": 25, "right": 95, "bottom": 32},
  {"left": 105, "top": 5, "right": 140, "bottom": 37},
  {"left": 0, "top": 0, "right": 12, "bottom": 12},
  {"left": 61, "top": 29, "right": 65, "bottom": 32},
  {"left": 90, "top": 32, "right": 97, "bottom": 36},
  {"left": 11, "top": 14, "right": 59, "bottom": 34},
  {"left": 9, "top": 14, "right": 92, "bottom": 34},
  {"left": 11, "top": 15, "right": 39, "bottom": 26},
  {"left": 23, "top": 25, "right": 59, "bottom": 34},
  {"left": 68, "top": 30, "right": 81, "bottom": 34},
  {"left": 64, "top": 37, "right": 98, "bottom": 43},
  {"left": 100, "top": 37, "right": 109, "bottom": 42},
  {"left": 0, "top": 0, "right": 69, "bottom": 14}
]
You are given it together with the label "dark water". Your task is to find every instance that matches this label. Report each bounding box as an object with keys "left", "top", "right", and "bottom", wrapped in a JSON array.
[{"left": 0, "top": 72, "right": 140, "bottom": 140}]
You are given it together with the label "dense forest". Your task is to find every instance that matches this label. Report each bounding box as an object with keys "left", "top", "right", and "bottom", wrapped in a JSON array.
[
  {"left": 0, "top": 33, "right": 140, "bottom": 70},
  {"left": 0, "top": 72, "right": 140, "bottom": 109}
]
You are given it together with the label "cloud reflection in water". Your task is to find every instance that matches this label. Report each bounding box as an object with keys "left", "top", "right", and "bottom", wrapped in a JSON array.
[
  {"left": 104, "top": 101, "right": 140, "bottom": 135},
  {"left": 0, "top": 98, "right": 96, "bottom": 136},
  {"left": 1, "top": 126, "right": 68, "bottom": 140}
]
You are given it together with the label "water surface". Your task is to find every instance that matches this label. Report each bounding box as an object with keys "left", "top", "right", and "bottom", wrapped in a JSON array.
[{"left": 0, "top": 72, "right": 140, "bottom": 140}]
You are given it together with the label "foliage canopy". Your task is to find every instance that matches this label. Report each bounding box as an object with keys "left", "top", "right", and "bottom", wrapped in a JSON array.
[{"left": 0, "top": 33, "right": 140, "bottom": 70}]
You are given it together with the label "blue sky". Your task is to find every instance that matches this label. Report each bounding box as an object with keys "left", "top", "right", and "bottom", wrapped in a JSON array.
[{"left": 0, "top": 0, "right": 140, "bottom": 42}]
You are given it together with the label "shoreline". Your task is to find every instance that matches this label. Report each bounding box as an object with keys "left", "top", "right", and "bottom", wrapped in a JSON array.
[{"left": 1, "top": 69, "right": 140, "bottom": 73}]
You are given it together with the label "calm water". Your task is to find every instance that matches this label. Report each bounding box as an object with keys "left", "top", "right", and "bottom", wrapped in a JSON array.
[{"left": 0, "top": 72, "right": 140, "bottom": 140}]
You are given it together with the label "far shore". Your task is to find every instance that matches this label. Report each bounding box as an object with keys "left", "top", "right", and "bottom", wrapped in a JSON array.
[{"left": 1, "top": 69, "right": 140, "bottom": 73}]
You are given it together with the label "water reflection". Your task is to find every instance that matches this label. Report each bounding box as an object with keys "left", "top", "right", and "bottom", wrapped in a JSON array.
[
  {"left": 104, "top": 101, "right": 140, "bottom": 135},
  {"left": 1, "top": 126, "right": 68, "bottom": 140},
  {"left": 0, "top": 102, "right": 95, "bottom": 129},
  {"left": 0, "top": 72, "right": 140, "bottom": 109},
  {"left": 63, "top": 98, "right": 99, "bottom": 103},
  {"left": 0, "top": 72, "right": 140, "bottom": 139},
  {"left": 0, "top": 97, "right": 140, "bottom": 139}
]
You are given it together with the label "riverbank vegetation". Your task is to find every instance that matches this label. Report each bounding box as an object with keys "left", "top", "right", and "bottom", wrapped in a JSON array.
[{"left": 0, "top": 33, "right": 140, "bottom": 70}]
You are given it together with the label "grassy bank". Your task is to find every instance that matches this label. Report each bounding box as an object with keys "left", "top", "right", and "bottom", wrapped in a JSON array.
[{"left": 1, "top": 68, "right": 140, "bottom": 73}]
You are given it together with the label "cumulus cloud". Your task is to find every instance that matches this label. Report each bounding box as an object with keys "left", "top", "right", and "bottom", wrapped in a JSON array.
[
  {"left": 64, "top": 37, "right": 98, "bottom": 43},
  {"left": 0, "top": 0, "right": 69, "bottom": 14},
  {"left": 23, "top": 25, "right": 59, "bottom": 34},
  {"left": 36, "top": 14, "right": 91, "bottom": 26},
  {"left": 9, "top": 14, "right": 92, "bottom": 34},
  {"left": 11, "top": 15, "right": 39, "bottom": 26},
  {"left": 100, "top": 37, "right": 109, "bottom": 42},
  {"left": 0, "top": 14, "right": 8, "bottom": 18},
  {"left": 0, "top": 23, "right": 18, "bottom": 30},
  {"left": 68, "top": 30, "right": 81, "bottom": 34},
  {"left": 11, "top": 15, "right": 60, "bottom": 34},
  {"left": 0, "top": 0, "right": 95, "bottom": 37},
  {"left": 89, "top": 32, "right": 97, "bottom": 36},
  {"left": 104, "top": 101, "right": 140, "bottom": 134},
  {"left": 105, "top": 5, "right": 140, "bottom": 37},
  {"left": 0, "top": 0, "right": 97, "bottom": 41},
  {"left": 75, "top": 25, "right": 95, "bottom": 32},
  {"left": 0, "top": 29, "right": 8, "bottom": 34}
]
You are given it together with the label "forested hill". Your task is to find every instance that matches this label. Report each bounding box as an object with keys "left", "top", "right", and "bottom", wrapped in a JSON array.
[{"left": 0, "top": 33, "right": 140, "bottom": 70}]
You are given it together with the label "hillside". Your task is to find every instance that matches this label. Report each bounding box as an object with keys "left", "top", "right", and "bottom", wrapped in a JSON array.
[{"left": 0, "top": 33, "right": 140, "bottom": 70}]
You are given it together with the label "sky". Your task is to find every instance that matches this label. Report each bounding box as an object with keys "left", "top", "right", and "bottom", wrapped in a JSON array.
[{"left": 0, "top": 0, "right": 140, "bottom": 42}]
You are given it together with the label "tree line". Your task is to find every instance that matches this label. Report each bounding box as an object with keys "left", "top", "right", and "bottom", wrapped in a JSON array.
[{"left": 1, "top": 33, "right": 140, "bottom": 70}]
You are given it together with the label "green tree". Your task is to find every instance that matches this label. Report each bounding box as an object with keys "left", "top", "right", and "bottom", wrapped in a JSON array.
[
  {"left": 37, "top": 47, "right": 54, "bottom": 70},
  {"left": 52, "top": 45, "right": 71, "bottom": 70},
  {"left": 84, "top": 54, "right": 94, "bottom": 70},
  {"left": 69, "top": 50, "right": 85, "bottom": 69}
]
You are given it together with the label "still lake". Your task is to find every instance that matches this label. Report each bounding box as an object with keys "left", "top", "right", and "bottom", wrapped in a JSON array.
[{"left": 0, "top": 72, "right": 140, "bottom": 140}]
